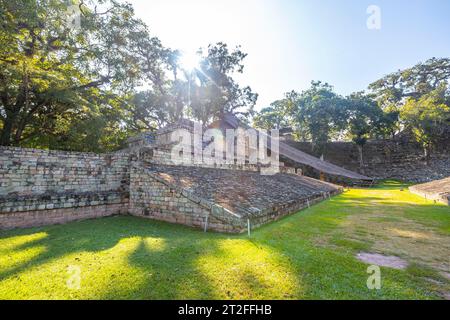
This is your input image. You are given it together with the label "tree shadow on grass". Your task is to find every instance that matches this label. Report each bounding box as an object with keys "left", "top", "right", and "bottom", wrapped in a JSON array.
[
  {"left": 247, "top": 188, "right": 450, "bottom": 299},
  {"left": 108, "top": 236, "right": 221, "bottom": 299},
  {"left": 0, "top": 215, "right": 304, "bottom": 299},
  {"left": 0, "top": 216, "right": 231, "bottom": 299},
  {"left": 0, "top": 218, "right": 121, "bottom": 282},
  {"left": 0, "top": 187, "right": 448, "bottom": 300}
]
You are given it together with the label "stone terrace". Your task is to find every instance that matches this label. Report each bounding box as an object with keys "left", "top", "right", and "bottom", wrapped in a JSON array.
[
  {"left": 126, "top": 164, "right": 343, "bottom": 233},
  {"left": 149, "top": 164, "right": 340, "bottom": 217},
  {"left": 409, "top": 177, "right": 450, "bottom": 205}
]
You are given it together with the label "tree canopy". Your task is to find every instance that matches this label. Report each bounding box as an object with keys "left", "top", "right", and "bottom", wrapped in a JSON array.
[
  {"left": 253, "top": 81, "right": 348, "bottom": 155},
  {"left": 253, "top": 58, "right": 450, "bottom": 162},
  {"left": 1, "top": 1, "right": 449, "bottom": 156},
  {"left": 367, "top": 57, "right": 450, "bottom": 157},
  {"left": 0, "top": 0, "right": 172, "bottom": 150},
  {"left": 369, "top": 57, "right": 450, "bottom": 110},
  {"left": 400, "top": 84, "right": 450, "bottom": 160},
  {"left": 186, "top": 43, "right": 258, "bottom": 125}
]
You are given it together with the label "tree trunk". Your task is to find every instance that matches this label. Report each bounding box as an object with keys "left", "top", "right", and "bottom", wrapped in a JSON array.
[
  {"left": 0, "top": 116, "right": 14, "bottom": 146},
  {"left": 357, "top": 144, "right": 365, "bottom": 172},
  {"left": 424, "top": 145, "right": 431, "bottom": 166}
]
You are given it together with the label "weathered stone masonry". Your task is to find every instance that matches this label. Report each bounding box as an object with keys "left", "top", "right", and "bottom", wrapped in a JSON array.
[
  {"left": 0, "top": 145, "right": 343, "bottom": 232},
  {"left": 0, "top": 147, "right": 130, "bottom": 229},
  {"left": 2, "top": 116, "right": 356, "bottom": 233},
  {"left": 129, "top": 163, "right": 342, "bottom": 233},
  {"left": 409, "top": 177, "right": 450, "bottom": 205},
  {"left": 129, "top": 164, "right": 244, "bottom": 233},
  {"left": 285, "top": 138, "right": 450, "bottom": 183},
  {"left": 5, "top": 116, "right": 446, "bottom": 232}
]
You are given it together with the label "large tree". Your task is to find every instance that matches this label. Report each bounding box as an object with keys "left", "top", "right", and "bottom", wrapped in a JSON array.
[
  {"left": 400, "top": 84, "right": 450, "bottom": 162},
  {"left": 125, "top": 85, "right": 186, "bottom": 133},
  {"left": 186, "top": 43, "right": 258, "bottom": 125},
  {"left": 344, "top": 92, "right": 385, "bottom": 169},
  {"left": 287, "top": 81, "right": 347, "bottom": 155},
  {"left": 252, "top": 100, "right": 289, "bottom": 130},
  {"left": 369, "top": 57, "right": 450, "bottom": 110},
  {"left": 0, "top": 0, "right": 171, "bottom": 148}
]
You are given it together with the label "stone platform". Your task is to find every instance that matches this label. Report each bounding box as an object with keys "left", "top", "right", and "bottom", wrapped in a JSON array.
[
  {"left": 409, "top": 177, "right": 450, "bottom": 205},
  {"left": 129, "top": 164, "right": 343, "bottom": 233},
  {"left": 1, "top": 146, "right": 343, "bottom": 232}
]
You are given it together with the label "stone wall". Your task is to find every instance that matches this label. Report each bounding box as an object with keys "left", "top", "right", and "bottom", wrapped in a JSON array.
[
  {"left": 0, "top": 147, "right": 130, "bottom": 229},
  {"left": 129, "top": 164, "right": 244, "bottom": 233},
  {"left": 129, "top": 163, "right": 342, "bottom": 233},
  {"left": 1, "top": 146, "right": 342, "bottom": 233},
  {"left": 137, "top": 143, "right": 299, "bottom": 175},
  {"left": 0, "top": 204, "right": 126, "bottom": 229},
  {"left": 285, "top": 138, "right": 450, "bottom": 183}
]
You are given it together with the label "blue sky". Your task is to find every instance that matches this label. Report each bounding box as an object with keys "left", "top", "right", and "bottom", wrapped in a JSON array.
[{"left": 128, "top": 0, "right": 450, "bottom": 109}]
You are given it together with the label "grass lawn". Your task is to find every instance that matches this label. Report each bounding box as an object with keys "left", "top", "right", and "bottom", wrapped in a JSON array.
[{"left": 0, "top": 181, "right": 449, "bottom": 300}]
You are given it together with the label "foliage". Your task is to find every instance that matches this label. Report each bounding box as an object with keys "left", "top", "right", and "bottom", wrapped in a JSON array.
[
  {"left": 343, "top": 93, "right": 386, "bottom": 168},
  {"left": 0, "top": 2, "right": 257, "bottom": 150},
  {"left": 266, "top": 81, "right": 347, "bottom": 155},
  {"left": 345, "top": 92, "right": 382, "bottom": 146},
  {"left": 252, "top": 100, "right": 289, "bottom": 130},
  {"left": 0, "top": 0, "right": 171, "bottom": 150},
  {"left": 369, "top": 57, "right": 450, "bottom": 111},
  {"left": 186, "top": 43, "right": 258, "bottom": 125},
  {"left": 251, "top": 58, "right": 450, "bottom": 159},
  {"left": 125, "top": 88, "right": 185, "bottom": 133},
  {"left": 367, "top": 57, "right": 450, "bottom": 157},
  {"left": 1, "top": 0, "right": 448, "bottom": 153},
  {"left": 400, "top": 84, "right": 450, "bottom": 158}
]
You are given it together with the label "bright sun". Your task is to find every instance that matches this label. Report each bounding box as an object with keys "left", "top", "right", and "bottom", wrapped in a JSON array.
[{"left": 179, "top": 51, "right": 201, "bottom": 71}]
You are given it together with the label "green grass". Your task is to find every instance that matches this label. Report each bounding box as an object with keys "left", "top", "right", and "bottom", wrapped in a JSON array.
[{"left": 0, "top": 181, "right": 449, "bottom": 300}]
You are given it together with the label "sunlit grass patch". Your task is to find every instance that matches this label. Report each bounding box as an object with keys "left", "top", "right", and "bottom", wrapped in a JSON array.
[
  {"left": 0, "top": 181, "right": 448, "bottom": 300},
  {"left": 330, "top": 238, "right": 372, "bottom": 252}
]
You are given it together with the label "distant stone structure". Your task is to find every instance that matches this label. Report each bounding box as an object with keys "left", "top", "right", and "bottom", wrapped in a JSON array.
[
  {"left": 209, "top": 114, "right": 372, "bottom": 184},
  {"left": 285, "top": 138, "right": 450, "bottom": 183},
  {"left": 409, "top": 177, "right": 450, "bottom": 205}
]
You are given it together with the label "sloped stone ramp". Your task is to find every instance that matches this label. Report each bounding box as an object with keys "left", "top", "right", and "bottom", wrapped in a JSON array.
[
  {"left": 130, "top": 164, "right": 343, "bottom": 233},
  {"left": 409, "top": 177, "right": 450, "bottom": 205},
  {"left": 218, "top": 113, "right": 372, "bottom": 182}
]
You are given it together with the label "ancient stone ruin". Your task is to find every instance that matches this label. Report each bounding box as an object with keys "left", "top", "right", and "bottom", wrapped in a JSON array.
[
  {"left": 0, "top": 147, "right": 130, "bottom": 230},
  {"left": 409, "top": 177, "right": 450, "bottom": 205},
  {"left": 284, "top": 132, "right": 450, "bottom": 183},
  {"left": 1, "top": 116, "right": 370, "bottom": 233},
  {"left": 3, "top": 115, "right": 448, "bottom": 233}
]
